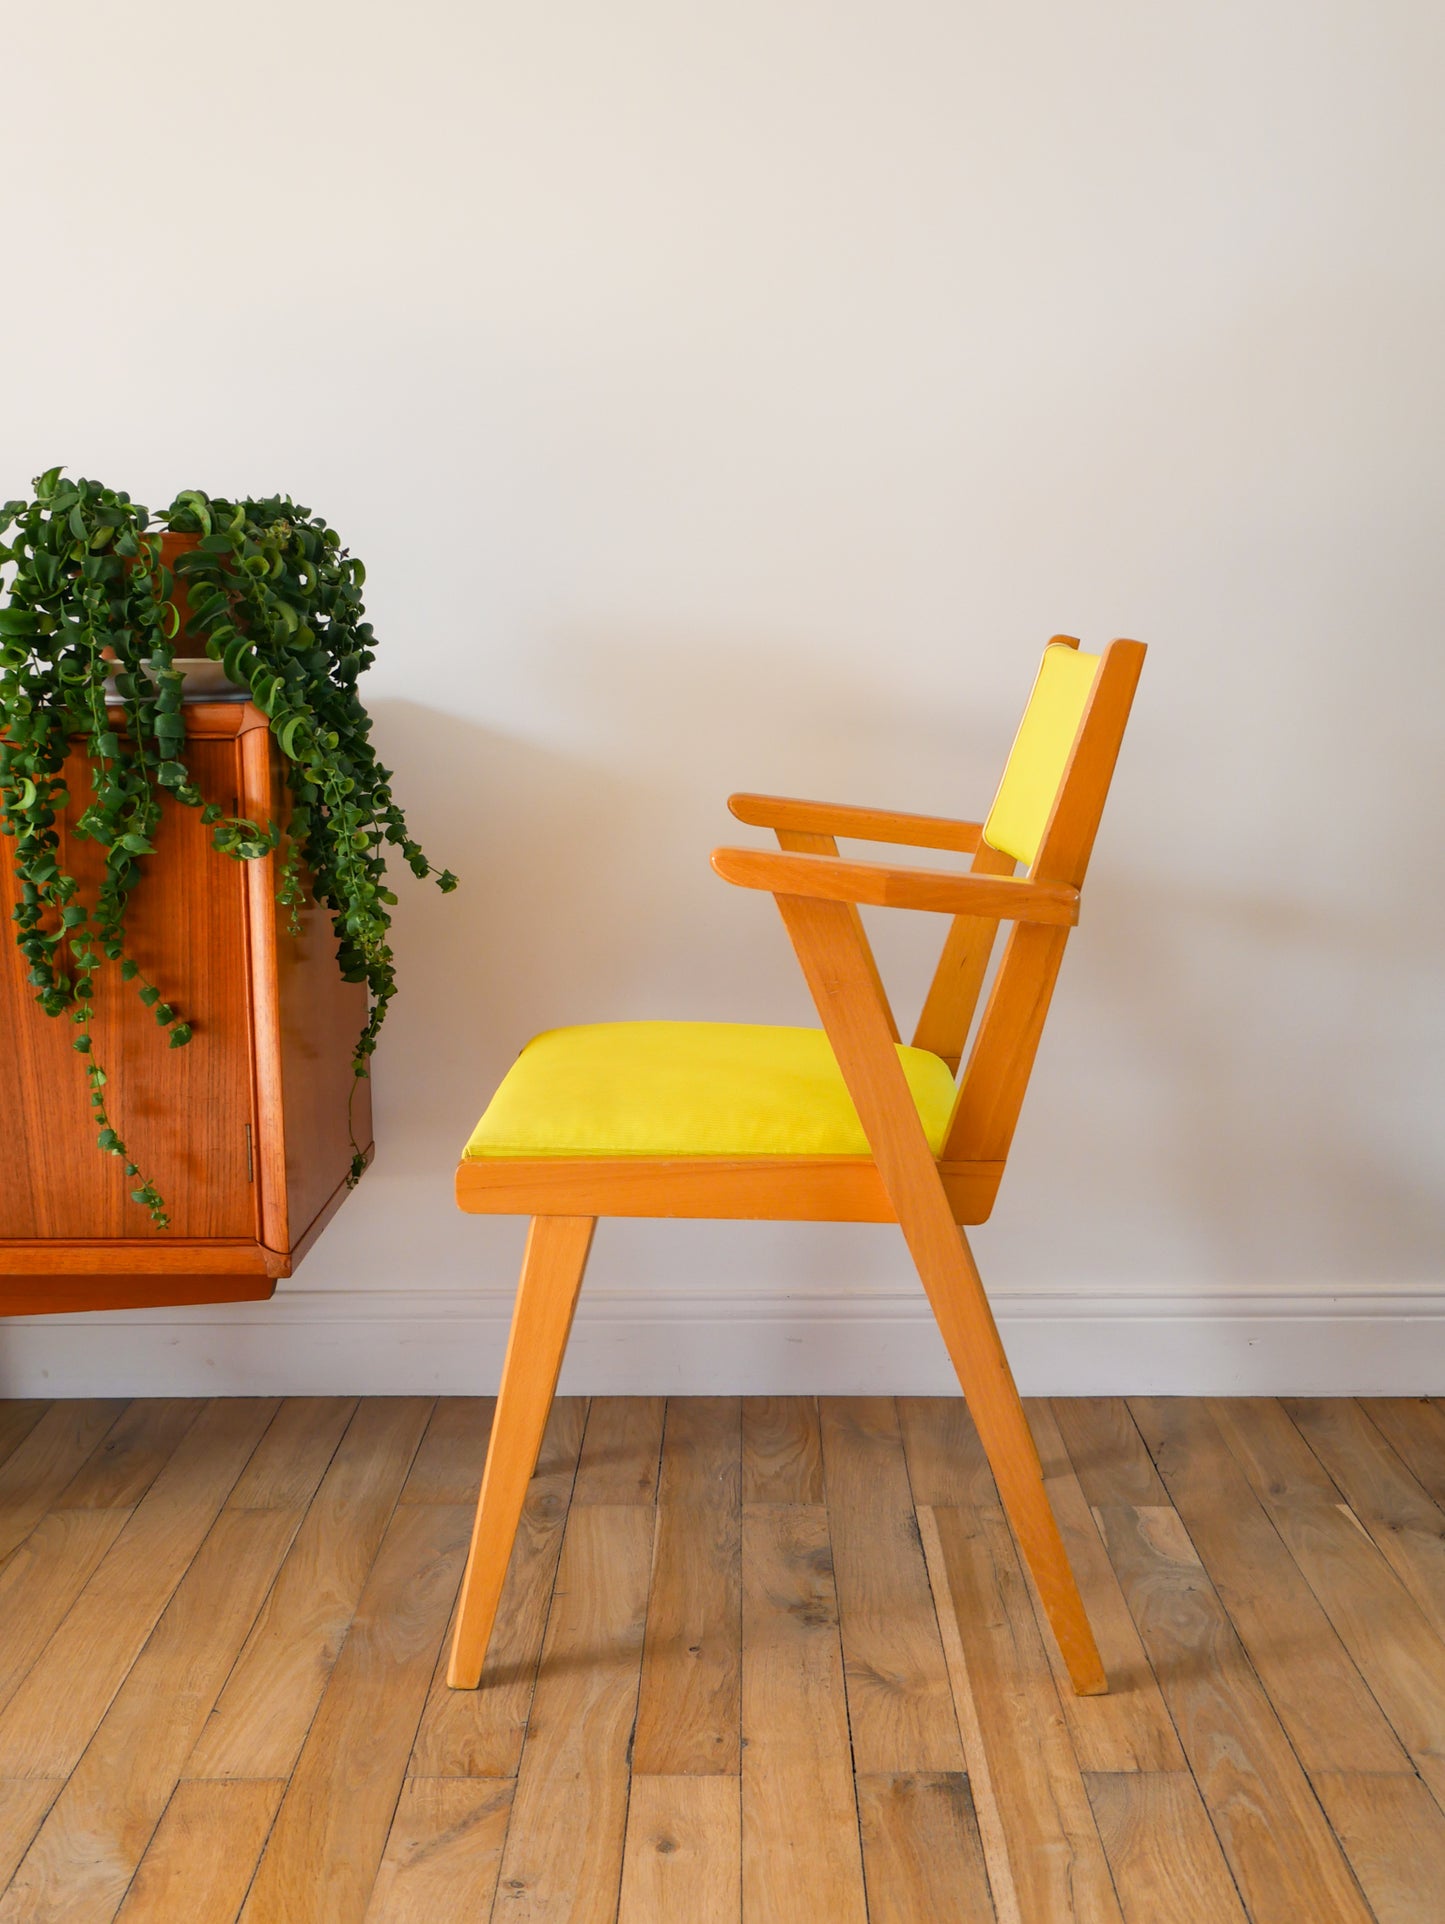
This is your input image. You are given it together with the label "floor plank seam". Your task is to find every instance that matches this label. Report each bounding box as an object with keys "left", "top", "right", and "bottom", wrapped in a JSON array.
[
  {"left": 16, "top": 1399, "right": 280, "bottom": 1778},
  {"left": 1121, "top": 1397, "right": 1380, "bottom": 1924},
  {"left": 1115, "top": 1400, "right": 1262, "bottom": 1924},
  {"left": 173, "top": 1499, "right": 313, "bottom": 1787},
  {"left": 0, "top": 1399, "right": 139, "bottom": 1579},
  {"left": 817, "top": 1397, "right": 876, "bottom": 1924},
  {"left": 913, "top": 1506, "right": 1017, "bottom": 1924},
  {"left": 219, "top": 1396, "right": 437, "bottom": 1798},
  {"left": 1272, "top": 1397, "right": 1445, "bottom": 1842},
  {"left": 1206, "top": 1398, "right": 1445, "bottom": 1834},
  {"left": 480, "top": 1397, "right": 591, "bottom": 1924}
]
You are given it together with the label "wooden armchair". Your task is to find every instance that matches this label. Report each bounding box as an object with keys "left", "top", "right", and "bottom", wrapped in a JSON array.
[{"left": 448, "top": 634, "right": 1146, "bottom": 1697}]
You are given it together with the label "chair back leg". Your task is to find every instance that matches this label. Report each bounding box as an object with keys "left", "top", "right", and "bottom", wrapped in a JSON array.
[{"left": 448, "top": 1214, "right": 596, "bottom": 1688}]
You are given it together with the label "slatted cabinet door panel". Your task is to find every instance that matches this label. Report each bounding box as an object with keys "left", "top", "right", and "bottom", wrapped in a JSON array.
[{"left": 0, "top": 730, "right": 255, "bottom": 1243}]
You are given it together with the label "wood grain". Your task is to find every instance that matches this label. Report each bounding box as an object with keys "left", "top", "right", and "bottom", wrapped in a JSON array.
[
  {"left": 773, "top": 820, "right": 903, "bottom": 1040},
  {"left": 855, "top": 1772, "right": 995, "bottom": 1924},
  {"left": 1021, "top": 1399, "right": 1185, "bottom": 1772},
  {"left": 573, "top": 1395, "right": 666, "bottom": 1505},
  {"left": 491, "top": 1504, "right": 654, "bottom": 1922},
  {"left": 742, "top": 1396, "right": 823, "bottom": 1504},
  {"left": 927, "top": 1502, "right": 1123, "bottom": 1923},
  {"left": 1, "top": 699, "right": 374, "bottom": 1306},
  {"left": 712, "top": 846, "right": 1080, "bottom": 922},
  {"left": 1313, "top": 1769, "right": 1445, "bottom": 1924},
  {"left": 363, "top": 1778, "right": 513, "bottom": 1921},
  {"left": 0, "top": 1239, "right": 281, "bottom": 1278},
  {"left": 820, "top": 1397, "right": 962, "bottom": 1774},
  {"left": 912, "top": 841, "right": 1016, "bottom": 1071},
  {"left": 187, "top": 1396, "right": 432, "bottom": 1781},
  {"left": 2, "top": 1392, "right": 1432, "bottom": 1923},
  {"left": 400, "top": 1397, "right": 495, "bottom": 1505},
  {"left": 410, "top": 1397, "right": 586, "bottom": 1778},
  {"left": 264, "top": 722, "right": 374, "bottom": 1255},
  {"left": 0, "top": 1507, "right": 297, "bottom": 1923},
  {"left": 741, "top": 1505, "right": 867, "bottom": 1924},
  {"left": 226, "top": 1397, "right": 357, "bottom": 1512},
  {"left": 618, "top": 1776, "right": 741, "bottom": 1923},
  {"left": 633, "top": 1399, "right": 741, "bottom": 1774},
  {"left": 1286, "top": 1394, "right": 1445, "bottom": 1645},
  {"left": 52, "top": 1399, "right": 203, "bottom": 1513},
  {"left": 0, "top": 1397, "right": 277, "bottom": 1779},
  {"left": 1360, "top": 1396, "right": 1445, "bottom": 1508},
  {"left": 914, "top": 1508, "right": 1016, "bottom": 1920},
  {"left": 1092, "top": 1503, "right": 1373, "bottom": 1924},
  {"left": 1129, "top": 1394, "right": 1408, "bottom": 1773},
  {"left": 1049, "top": 1397, "right": 1169, "bottom": 1509},
  {"left": 1085, "top": 1772, "right": 1247, "bottom": 1923},
  {"left": 114, "top": 1780, "right": 284, "bottom": 1924},
  {"left": 0, "top": 1399, "right": 128, "bottom": 1558},
  {"left": 0, "top": 1781, "right": 60, "bottom": 1893},
  {"left": 455, "top": 1150, "right": 1003, "bottom": 1225},
  {"left": 0, "top": 1405, "right": 47, "bottom": 1473},
  {"left": 0, "top": 731, "right": 256, "bottom": 1245},
  {"left": 728, "top": 792, "right": 985, "bottom": 852},
  {"left": 239, "top": 1502, "right": 470, "bottom": 1924},
  {"left": 1208, "top": 1395, "right": 1445, "bottom": 1806},
  {"left": 0, "top": 1509, "right": 135, "bottom": 1720},
  {"left": 447, "top": 1218, "right": 595, "bottom": 1689}
]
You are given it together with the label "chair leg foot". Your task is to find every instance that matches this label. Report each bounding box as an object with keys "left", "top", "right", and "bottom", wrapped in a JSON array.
[
  {"left": 938, "top": 1227, "right": 1107, "bottom": 1694},
  {"left": 447, "top": 1215, "right": 595, "bottom": 1689}
]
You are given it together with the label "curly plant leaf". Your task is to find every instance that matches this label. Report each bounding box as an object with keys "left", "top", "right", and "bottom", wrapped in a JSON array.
[{"left": 0, "top": 468, "right": 456, "bottom": 1223}]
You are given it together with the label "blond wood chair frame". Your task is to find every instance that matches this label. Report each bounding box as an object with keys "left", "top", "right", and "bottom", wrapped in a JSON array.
[{"left": 448, "top": 636, "right": 1146, "bottom": 1697}]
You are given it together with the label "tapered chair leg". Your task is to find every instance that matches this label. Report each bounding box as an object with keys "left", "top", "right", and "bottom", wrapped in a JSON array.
[
  {"left": 933, "top": 1225, "right": 1107, "bottom": 1694},
  {"left": 776, "top": 891, "right": 1107, "bottom": 1695},
  {"left": 448, "top": 1214, "right": 596, "bottom": 1688},
  {"left": 879, "top": 1157, "right": 1107, "bottom": 1694}
]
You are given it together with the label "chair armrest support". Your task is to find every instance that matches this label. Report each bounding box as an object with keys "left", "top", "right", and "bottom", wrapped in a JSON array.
[
  {"left": 711, "top": 847, "right": 1079, "bottom": 924},
  {"left": 728, "top": 792, "right": 983, "bottom": 854}
]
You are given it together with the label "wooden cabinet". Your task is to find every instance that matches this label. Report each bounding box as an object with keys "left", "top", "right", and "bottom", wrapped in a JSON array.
[{"left": 0, "top": 702, "right": 372, "bottom": 1313}]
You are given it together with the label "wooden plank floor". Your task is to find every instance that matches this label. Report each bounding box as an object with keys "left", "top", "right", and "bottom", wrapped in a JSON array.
[{"left": 0, "top": 1395, "right": 1442, "bottom": 1921}]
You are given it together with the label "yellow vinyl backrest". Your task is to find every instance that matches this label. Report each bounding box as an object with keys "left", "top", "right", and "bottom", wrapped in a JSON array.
[{"left": 983, "top": 644, "right": 1101, "bottom": 867}]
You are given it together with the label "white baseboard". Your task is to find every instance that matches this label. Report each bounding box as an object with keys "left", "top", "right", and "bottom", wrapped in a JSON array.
[{"left": 2, "top": 1281, "right": 1441, "bottom": 1398}]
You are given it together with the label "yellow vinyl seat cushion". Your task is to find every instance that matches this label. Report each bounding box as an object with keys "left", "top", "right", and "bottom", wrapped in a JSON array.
[{"left": 462, "top": 1020, "right": 959, "bottom": 1160}]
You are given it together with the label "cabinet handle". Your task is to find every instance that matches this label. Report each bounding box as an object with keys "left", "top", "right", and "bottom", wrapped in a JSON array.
[{"left": 244, "top": 1123, "right": 254, "bottom": 1184}]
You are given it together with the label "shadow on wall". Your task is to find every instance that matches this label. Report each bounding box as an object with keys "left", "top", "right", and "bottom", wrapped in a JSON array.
[
  {"left": 352, "top": 697, "right": 657, "bottom": 1176},
  {"left": 999, "top": 861, "right": 1445, "bottom": 1290}
]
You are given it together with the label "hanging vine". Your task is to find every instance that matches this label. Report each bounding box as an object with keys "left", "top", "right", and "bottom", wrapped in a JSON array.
[{"left": 0, "top": 469, "right": 456, "bottom": 1226}]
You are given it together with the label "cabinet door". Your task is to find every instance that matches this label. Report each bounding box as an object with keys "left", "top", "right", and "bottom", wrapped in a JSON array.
[{"left": 0, "top": 734, "right": 258, "bottom": 1240}]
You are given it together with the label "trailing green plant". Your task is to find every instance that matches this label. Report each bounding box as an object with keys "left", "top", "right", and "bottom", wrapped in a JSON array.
[{"left": 0, "top": 468, "right": 456, "bottom": 1225}]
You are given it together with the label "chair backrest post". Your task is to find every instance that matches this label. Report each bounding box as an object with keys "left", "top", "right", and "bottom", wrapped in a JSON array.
[{"left": 942, "top": 639, "right": 1146, "bottom": 1167}]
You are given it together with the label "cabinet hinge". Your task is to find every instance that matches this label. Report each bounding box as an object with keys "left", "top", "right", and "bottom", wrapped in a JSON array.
[{"left": 244, "top": 1122, "right": 254, "bottom": 1184}]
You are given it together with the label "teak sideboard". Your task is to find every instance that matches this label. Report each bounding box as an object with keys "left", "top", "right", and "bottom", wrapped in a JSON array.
[{"left": 0, "top": 700, "right": 371, "bottom": 1315}]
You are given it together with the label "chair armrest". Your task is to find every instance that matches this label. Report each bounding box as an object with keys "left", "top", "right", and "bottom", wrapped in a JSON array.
[
  {"left": 728, "top": 792, "right": 983, "bottom": 854},
  {"left": 711, "top": 847, "right": 1079, "bottom": 924}
]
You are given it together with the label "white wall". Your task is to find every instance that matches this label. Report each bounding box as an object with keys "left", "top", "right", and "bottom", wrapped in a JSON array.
[{"left": 3, "top": 1, "right": 1443, "bottom": 1394}]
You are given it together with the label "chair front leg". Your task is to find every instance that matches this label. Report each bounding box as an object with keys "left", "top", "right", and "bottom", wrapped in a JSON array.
[
  {"left": 775, "top": 891, "right": 1107, "bottom": 1695},
  {"left": 448, "top": 1214, "right": 596, "bottom": 1689}
]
